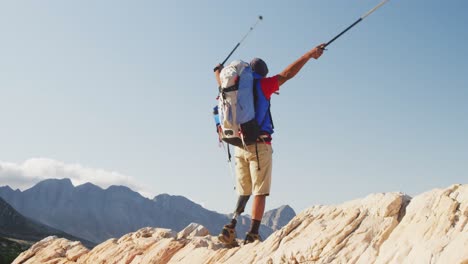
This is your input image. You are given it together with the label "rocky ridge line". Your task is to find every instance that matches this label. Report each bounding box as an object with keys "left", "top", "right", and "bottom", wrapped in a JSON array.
[{"left": 13, "top": 184, "right": 468, "bottom": 264}]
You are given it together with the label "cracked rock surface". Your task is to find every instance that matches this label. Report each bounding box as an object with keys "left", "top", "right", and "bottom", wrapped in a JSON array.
[{"left": 13, "top": 184, "right": 467, "bottom": 264}]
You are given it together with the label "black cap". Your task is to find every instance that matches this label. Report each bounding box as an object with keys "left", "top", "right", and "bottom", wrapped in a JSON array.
[{"left": 250, "top": 58, "right": 269, "bottom": 77}]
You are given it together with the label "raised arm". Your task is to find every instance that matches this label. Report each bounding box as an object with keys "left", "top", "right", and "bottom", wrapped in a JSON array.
[
  {"left": 277, "top": 43, "right": 325, "bottom": 87},
  {"left": 214, "top": 64, "right": 223, "bottom": 87}
]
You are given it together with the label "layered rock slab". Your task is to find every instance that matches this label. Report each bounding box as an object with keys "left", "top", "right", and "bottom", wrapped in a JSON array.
[{"left": 13, "top": 184, "right": 468, "bottom": 264}]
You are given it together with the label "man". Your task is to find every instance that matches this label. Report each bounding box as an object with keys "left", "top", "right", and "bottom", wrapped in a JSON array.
[{"left": 214, "top": 43, "right": 325, "bottom": 245}]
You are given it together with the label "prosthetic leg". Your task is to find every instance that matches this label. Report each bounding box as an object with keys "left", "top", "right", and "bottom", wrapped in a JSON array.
[
  {"left": 218, "top": 195, "right": 250, "bottom": 246},
  {"left": 232, "top": 195, "right": 250, "bottom": 222}
]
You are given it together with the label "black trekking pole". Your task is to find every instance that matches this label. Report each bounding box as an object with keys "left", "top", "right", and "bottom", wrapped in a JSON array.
[
  {"left": 214, "top": 16, "right": 263, "bottom": 72},
  {"left": 322, "top": 0, "right": 390, "bottom": 49}
]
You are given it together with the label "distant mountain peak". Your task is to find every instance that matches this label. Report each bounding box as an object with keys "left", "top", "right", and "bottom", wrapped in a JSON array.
[
  {"left": 152, "top": 193, "right": 202, "bottom": 208},
  {"left": 76, "top": 182, "right": 102, "bottom": 191},
  {"left": 153, "top": 193, "right": 169, "bottom": 200},
  {"left": 106, "top": 185, "right": 137, "bottom": 194},
  {"left": 278, "top": 204, "right": 295, "bottom": 213},
  {"left": 0, "top": 185, "right": 14, "bottom": 192},
  {"left": 262, "top": 204, "right": 297, "bottom": 231},
  {"left": 153, "top": 193, "right": 185, "bottom": 201},
  {"left": 34, "top": 178, "right": 74, "bottom": 189}
]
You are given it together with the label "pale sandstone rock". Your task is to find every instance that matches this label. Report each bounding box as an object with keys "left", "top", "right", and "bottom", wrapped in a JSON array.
[
  {"left": 13, "top": 185, "right": 468, "bottom": 264},
  {"left": 375, "top": 184, "right": 468, "bottom": 264},
  {"left": 176, "top": 223, "right": 210, "bottom": 239},
  {"left": 12, "top": 236, "right": 89, "bottom": 264},
  {"left": 77, "top": 227, "right": 176, "bottom": 264}
]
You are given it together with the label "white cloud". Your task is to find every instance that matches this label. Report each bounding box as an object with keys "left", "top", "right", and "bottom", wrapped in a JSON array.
[{"left": 0, "top": 158, "right": 152, "bottom": 198}]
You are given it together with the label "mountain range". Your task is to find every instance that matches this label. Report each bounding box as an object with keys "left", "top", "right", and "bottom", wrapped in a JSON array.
[{"left": 0, "top": 178, "right": 295, "bottom": 244}]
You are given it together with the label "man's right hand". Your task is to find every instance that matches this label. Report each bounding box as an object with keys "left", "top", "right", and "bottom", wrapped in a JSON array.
[{"left": 307, "top": 43, "right": 326, "bottom": 60}]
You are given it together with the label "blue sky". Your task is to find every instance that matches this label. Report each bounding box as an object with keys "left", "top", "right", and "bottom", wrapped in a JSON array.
[{"left": 0, "top": 0, "right": 467, "bottom": 214}]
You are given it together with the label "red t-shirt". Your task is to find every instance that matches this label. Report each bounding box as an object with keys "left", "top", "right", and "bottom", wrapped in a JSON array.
[{"left": 260, "top": 75, "right": 280, "bottom": 99}]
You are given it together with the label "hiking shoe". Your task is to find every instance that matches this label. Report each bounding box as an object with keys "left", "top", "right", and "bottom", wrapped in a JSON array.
[
  {"left": 218, "top": 225, "right": 237, "bottom": 245},
  {"left": 243, "top": 232, "right": 261, "bottom": 245}
]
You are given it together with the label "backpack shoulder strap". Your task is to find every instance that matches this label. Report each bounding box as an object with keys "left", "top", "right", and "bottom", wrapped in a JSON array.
[
  {"left": 268, "top": 104, "right": 274, "bottom": 129},
  {"left": 252, "top": 77, "right": 274, "bottom": 129},
  {"left": 253, "top": 78, "right": 259, "bottom": 107}
]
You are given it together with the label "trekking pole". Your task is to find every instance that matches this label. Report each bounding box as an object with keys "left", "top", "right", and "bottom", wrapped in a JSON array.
[
  {"left": 214, "top": 15, "right": 263, "bottom": 72},
  {"left": 322, "top": 0, "right": 390, "bottom": 49},
  {"left": 220, "top": 142, "right": 237, "bottom": 191}
]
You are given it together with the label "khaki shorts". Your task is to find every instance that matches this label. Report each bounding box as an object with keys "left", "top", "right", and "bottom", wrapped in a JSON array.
[{"left": 235, "top": 143, "right": 273, "bottom": 196}]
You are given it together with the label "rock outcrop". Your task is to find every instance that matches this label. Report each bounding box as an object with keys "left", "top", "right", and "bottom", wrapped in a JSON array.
[{"left": 13, "top": 184, "right": 468, "bottom": 264}]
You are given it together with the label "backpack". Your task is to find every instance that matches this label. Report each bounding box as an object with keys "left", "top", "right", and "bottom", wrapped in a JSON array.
[{"left": 216, "top": 60, "right": 260, "bottom": 147}]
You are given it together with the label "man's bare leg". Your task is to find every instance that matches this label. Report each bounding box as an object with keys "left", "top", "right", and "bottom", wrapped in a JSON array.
[{"left": 252, "top": 195, "right": 266, "bottom": 221}]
